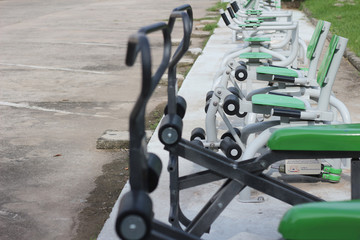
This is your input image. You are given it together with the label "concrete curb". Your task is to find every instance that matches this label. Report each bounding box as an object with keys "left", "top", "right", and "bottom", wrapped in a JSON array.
[{"left": 302, "top": 7, "right": 360, "bottom": 72}]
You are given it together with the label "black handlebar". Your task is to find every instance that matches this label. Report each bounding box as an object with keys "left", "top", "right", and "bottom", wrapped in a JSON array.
[
  {"left": 126, "top": 21, "right": 171, "bottom": 192},
  {"left": 167, "top": 6, "right": 193, "bottom": 116},
  {"left": 116, "top": 5, "right": 202, "bottom": 240}
]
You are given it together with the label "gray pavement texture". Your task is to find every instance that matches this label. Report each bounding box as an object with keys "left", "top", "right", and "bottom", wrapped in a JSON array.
[{"left": 0, "top": 1, "right": 216, "bottom": 240}]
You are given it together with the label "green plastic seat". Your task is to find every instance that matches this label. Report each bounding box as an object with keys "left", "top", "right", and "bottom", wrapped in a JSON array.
[
  {"left": 252, "top": 94, "right": 306, "bottom": 110},
  {"left": 244, "top": 37, "right": 270, "bottom": 42},
  {"left": 279, "top": 200, "right": 360, "bottom": 240},
  {"left": 239, "top": 52, "right": 272, "bottom": 59},
  {"left": 268, "top": 124, "right": 360, "bottom": 151},
  {"left": 256, "top": 66, "right": 299, "bottom": 77}
]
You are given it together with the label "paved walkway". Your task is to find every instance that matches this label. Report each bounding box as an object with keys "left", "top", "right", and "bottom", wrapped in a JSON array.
[
  {"left": 0, "top": 1, "right": 216, "bottom": 239},
  {"left": 99, "top": 9, "right": 359, "bottom": 240}
]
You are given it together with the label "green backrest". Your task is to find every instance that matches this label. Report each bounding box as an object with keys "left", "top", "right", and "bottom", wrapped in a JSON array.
[
  {"left": 317, "top": 35, "right": 339, "bottom": 87},
  {"left": 306, "top": 20, "right": 324, "bottom": 60},
  {"left": 244, "top": 0, "right": 254, "bottom": 8}
]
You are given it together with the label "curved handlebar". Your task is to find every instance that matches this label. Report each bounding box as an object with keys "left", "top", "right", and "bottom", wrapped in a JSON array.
[
  {"left": 166, "top": 6, "right": 193, "bottom": 116},
  {"left": 126, "top": 22, "right": 170, "bottom": 192},
  {"left": 168, "top": 10, "right": 192, "bottom": 69},
  {"left": 171, "top": 4, "right": 193, "bottom": 29},
  {"left": 126, "top": 22, "right": 171, "bottom": 98}
]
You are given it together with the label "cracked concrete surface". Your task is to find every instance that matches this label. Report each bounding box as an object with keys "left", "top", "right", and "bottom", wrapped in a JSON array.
[{"left": 0, "top": 0, "right": 217, "bottom": 239}]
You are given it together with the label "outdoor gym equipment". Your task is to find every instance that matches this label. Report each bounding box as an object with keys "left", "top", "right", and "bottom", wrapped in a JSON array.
[
  {"left": 193, "top": 34, "right": 350, "bottom": 167},
  {"left": 220, "top": 10, "right": 300, "bottom": 69},
  {"left": 115, "top": 4, "right": 360, "bottom": 240},
  {"left": 115, "top": 7, "right": 200, "bottom": 240}
]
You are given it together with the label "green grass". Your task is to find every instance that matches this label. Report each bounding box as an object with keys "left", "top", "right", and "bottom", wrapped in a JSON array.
[
  {"left": 203, "top": 22, "right": 218, "bottom": 34},
  {"left": 207, "top": 1, "right": 228, "bottom": 11},
  {"left": 302, "top": 0, "right": 360, "bottom": 57}
]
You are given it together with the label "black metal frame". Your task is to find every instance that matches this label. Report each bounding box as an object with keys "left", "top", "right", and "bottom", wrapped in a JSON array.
[{"left": 165, "top": 138, "right": 360, "bottom": 237}]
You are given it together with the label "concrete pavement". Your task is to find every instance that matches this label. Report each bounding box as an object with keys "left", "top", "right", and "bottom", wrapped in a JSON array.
[{"left": 0, "top": 1, "right": 217, "bottom": 239}]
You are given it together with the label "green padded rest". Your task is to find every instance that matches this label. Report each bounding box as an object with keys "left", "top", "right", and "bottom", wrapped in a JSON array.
[
  {"left": 244, "top": 0, "right": 254, "bottom": 8},
  {"left": 306, "top": 20, "right": 324, "bottom": 60},
  {"left": 256, "top": 66, "right": 298, "bottom": 77},
  {"left": 246, "top": 10, "right": 262, "bottom": 16},
  {"left": 244, "top": 37, "right": 270, "bottom": 42},
  {"left": 238, "top": 23, "right": 260, "bottom": 28},
  {"left": 246, "top": 9, "right": 262, "bottom": 14},
  {"left": 244, "top": 19, "right": 264, "bottom": 24},
  {"left": 279, "top": 200, "right": 360, "bottom": 240},
  {"left": 252, "top": 94, "right": 306, "bottom": 110},
  {"left": 258, "top": 16, "right": 276, "bottom": 21},
  {"left": 317, "top": 35, "right": 339, "bottom": 87},
  {"left": 239, "top": 52, "right": 272, "bottom": 59},
  {"left": 268, "top": 123, "right": 360, "bottom": 151}
]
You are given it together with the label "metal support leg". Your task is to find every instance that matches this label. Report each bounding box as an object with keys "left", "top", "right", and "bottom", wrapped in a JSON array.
[{"left": 185, "top": 179, "right": 245, "bottom": 237}]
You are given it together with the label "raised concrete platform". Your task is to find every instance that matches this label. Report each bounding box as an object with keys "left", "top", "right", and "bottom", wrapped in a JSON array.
[{"left": 98, "top": 10, "right": 353, "bottom": 240}]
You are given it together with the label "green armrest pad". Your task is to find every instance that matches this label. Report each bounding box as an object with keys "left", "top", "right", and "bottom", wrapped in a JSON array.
[
  {"left": 252, "top": 94, "right": 306, "bottom": 110},
  {"left": 268, "top": 124, "right": 360, "bottom": 151},
  {"left": 239, "top": 52, "right": 272, "bottom": 59},
  {"left": 256, "top": 66, "right": 299, "bottom": 77},
  {"left": 246, "top": 9, "right": 262, "bottom": 15},
  {"left": 244, "top": 19, "right": 264, "bottom": 24},
  {"left": 244, "top": 37, "right": 270, "bottom": 42},
  {"left": 238, "top": 23, "right": 260, "bottom": 28},
  {"left": 279, "top": 200, "right": 360, "bottom": 240},
  {"left": 258, "top": 16, "right": 276, "bottom": 20}
]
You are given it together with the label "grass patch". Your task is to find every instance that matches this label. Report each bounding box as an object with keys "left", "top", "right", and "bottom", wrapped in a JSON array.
[
  {"left": 146, "top": 102, "right": 167, "bottom": 130},
  {"left": 302, "top": 0, "right": 360, "bottom": 57},
  {"left": 207, "top": 1, "right": 228, "bottom": 11},
  {"left": 203, "top": 22, "right": 218, "bottom": 32}
]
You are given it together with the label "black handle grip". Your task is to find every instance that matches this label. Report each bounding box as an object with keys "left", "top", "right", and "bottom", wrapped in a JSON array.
[
  {"left": 272, "top": 108, "right": 301, "bottom": 118},
  {"left": 168, "top": 10, "right": 192, "bottom": 69},
  {"left": 166, "top": 6, "right": 192, "bottom": 117},
  {"left": 220, "top": 10, "right": 230, "bottom": 26},
  {"left": 273, "top": 75, "right": 296, "bottom": 83},
  {"left": 231, "top": 1, "right": 240, "bottom": 12},
  {"left": 172, "top": 4, "right": 193, "bottom": 28},
  {"left": 126, "top": 22, "right": 171, "bottom": 100},
  {"left": 227, "top": 6, "right": 236, "bottom": 19}
]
